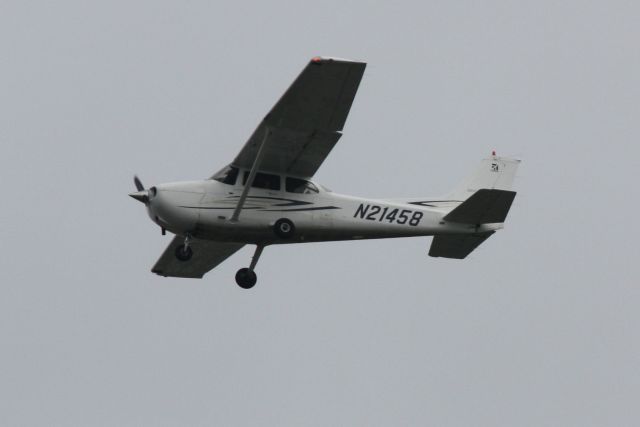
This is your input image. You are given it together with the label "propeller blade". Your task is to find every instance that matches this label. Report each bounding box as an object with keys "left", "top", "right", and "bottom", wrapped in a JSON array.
[
  {"left": 129, "top": 190, "right": 149, "bottom": 204},
  {"left": 134, "top": 175, "right": 144, "bottom": 191}
]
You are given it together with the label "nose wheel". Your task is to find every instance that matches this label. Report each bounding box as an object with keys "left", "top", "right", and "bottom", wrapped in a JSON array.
[
  {"left": 235, "top": 245, "right": 264, "bottom": 289},
  {"left": 175, "top": 233, "right": 193, "bottom": 261},
  {"left": 175, "top": 245, "right": 193, "bottom": 261}
]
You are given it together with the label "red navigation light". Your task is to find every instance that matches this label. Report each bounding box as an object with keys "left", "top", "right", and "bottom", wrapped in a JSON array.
[{"left": 311, "top": 56, "right": 322, "bottom": 63}]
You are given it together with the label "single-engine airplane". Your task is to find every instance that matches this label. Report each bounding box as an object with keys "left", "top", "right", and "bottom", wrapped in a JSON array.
[{"left": 130, "top": 56, "right": 520, "bottom": 289}]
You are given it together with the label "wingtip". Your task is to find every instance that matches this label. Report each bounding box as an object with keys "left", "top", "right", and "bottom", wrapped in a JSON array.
[
  {"left": 310, "top": 55, "right": 366, "bottom": 65},
  {"left": 151, "top": 268, "right": 167, "bottom": 277}
]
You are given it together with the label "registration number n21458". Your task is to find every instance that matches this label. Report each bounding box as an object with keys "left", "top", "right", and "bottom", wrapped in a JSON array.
[{"left": 353, "top": 204, "right": 423, "bottom": 226}]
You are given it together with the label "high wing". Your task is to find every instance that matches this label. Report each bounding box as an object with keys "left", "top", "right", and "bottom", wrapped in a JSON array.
[
  {"left": 151, "top": 236, "right": 244, "bottom": 278},
  {"left": 231, "top": 57, "right": 366, "bottom": 178}
]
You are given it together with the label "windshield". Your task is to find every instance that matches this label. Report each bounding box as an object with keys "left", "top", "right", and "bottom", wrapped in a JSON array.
[{"left": 286, "top": 177, "right": 319, "bottom": 194}]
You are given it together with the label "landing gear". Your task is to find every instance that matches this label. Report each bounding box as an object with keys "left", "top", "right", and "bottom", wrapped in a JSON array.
[
  {"left": 235, "top": 245, "right": 264, "bottom": 289},
  {"left": 175, "top": 245, "right": 193, "bottom": 261},
  {"left": 273, "top": 218, "right": 295, "bottom": 239},
  {"left": 175, "top": 233, "right": 193, "bottom": 261},
  {"left": 235, "top": 268, "right": 257, "bottom": 289}
]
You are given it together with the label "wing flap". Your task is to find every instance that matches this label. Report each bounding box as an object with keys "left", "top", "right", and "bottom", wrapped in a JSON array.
[
  {"left": 428, "top": 231, "right": 495, "bottom": 259},
  {"left": 151, "top": 236, "right": 244, "bottom": 279},
  {"left": 234, "top": 127, "right": 342, "bottom": 177}
]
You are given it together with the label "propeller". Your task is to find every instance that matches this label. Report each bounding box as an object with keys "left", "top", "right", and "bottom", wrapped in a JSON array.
[
  {"left": 129, "top": 175, "right": 149, "bottom": 204},
  {"left": 134, "top": 175, "right": 144, "bottom": 192}
]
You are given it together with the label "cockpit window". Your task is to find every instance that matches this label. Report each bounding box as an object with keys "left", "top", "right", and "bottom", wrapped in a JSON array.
[
  {"left": 286, "top": 177, "right": 319, "bottom": 194},
  {"left": 211, "top": 166, "right": 238, "bottom": 185},
  {"left": 243, "top": 171, "right": 281, "bottom": 191}
]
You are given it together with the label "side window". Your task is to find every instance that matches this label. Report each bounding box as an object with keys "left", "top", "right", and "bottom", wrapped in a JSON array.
[
  {"left": 243, "top": 171, "right": 281, "bottom": 191},
  {"left": 286, "top": 177, "right": 319, "bottom": 194},
  {"left": 211, "top": 166, "right": 238, "bottom": 185}
]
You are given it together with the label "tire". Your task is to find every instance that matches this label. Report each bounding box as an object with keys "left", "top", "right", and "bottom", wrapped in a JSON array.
[
  {"left": 235, "top": 268, "right": 257, "bottom": 289},
  {"left": 273, "top": 218, "right": 295, "bottom": 239},
  {"left": 175, "top": 244, "right": 193, "bottom": 261}
]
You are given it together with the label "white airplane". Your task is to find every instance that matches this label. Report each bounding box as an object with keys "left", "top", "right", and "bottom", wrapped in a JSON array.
[{"left": 130, "top": 56, "right": 520, "bottom": 289}]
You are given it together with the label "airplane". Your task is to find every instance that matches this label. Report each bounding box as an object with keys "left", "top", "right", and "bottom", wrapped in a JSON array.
[{"left": 130, "top": 56, "right": 520, "bottom": 289}]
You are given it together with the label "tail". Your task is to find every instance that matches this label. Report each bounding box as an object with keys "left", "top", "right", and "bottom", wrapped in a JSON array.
[
  {"left": 446, "top": 153, "right": 520, "bottom": 202},
  {"left": 429, "top": 153, "right": 521, "bottom": 259}
]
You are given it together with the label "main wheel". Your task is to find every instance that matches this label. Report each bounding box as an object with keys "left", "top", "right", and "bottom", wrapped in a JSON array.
[
  {"left": 273, "top": 218, "right": 295, "bottom": 239},
  {"left": 235, "top": 268, "right": 257, "bottom": 289},
  {"left": 175, "top": 244, "right": 193, "bottom": 261}
]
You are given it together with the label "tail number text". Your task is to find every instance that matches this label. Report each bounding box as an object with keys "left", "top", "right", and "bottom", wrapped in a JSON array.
[{"left": 353, "top": 204, "right": 423, "bottom": 226}]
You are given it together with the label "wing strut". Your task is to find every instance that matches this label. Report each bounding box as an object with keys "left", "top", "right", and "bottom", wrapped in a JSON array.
[{"left": 230, "top": 127, "right": 271, "bottom": 222}]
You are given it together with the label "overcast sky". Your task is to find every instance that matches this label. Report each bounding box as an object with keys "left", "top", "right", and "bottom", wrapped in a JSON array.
[{"left": 1, "top": 1, "right": 639, "bottom": 426}]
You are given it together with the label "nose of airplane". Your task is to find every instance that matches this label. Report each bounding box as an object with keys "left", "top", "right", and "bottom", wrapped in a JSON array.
[
  {"left": 146, "top": 183, "right": 200, "bottom": 233},
  {"left": 129, "top": 185, "right": 158, "bottom": 204},
  {"left": 129, "top": 175, "right": 156, "bottom": 205},
  {"left": 130, "top": 180, "right": 200, "bottom": 234},
  {"left": 129, "top": 190, "right": 149, "bottom": 204}
]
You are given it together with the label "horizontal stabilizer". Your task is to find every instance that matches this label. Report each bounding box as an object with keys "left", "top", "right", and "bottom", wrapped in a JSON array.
[
  {"left": 444, "top": 189, "right": 516, "bottom": 224},
  {"left": 428, "top": 231, "right": 495, "bottom": 259}
]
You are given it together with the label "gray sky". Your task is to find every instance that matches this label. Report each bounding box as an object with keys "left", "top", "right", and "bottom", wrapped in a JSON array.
[{"left": 1, "top": 1, "right": 638, "bottom": 425}]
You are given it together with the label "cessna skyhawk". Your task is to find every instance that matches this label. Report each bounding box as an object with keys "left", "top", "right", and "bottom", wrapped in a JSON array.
[{"left": 130, "top": 56, "right": 520, "bottom": 289}]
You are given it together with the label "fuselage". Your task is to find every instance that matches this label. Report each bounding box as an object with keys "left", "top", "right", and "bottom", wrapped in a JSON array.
[
  {"left": 129, "top": 57, "right": 519, "bottom": 285},
  {"left": 144, "top": 171, "right": 501, "bottom": 245}
]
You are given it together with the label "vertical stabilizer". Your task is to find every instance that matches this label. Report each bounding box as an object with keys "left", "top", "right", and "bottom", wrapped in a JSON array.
[{"left": 447, "top": 154, "right": 520, "bottom": 201}]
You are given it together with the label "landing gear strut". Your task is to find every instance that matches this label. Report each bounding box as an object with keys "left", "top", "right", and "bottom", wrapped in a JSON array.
[
  {"left": 236, "top": 245, "right": 264, "bottom": 289},
  {"left": 175, "top": 233, "right": 193, "bottom": 261}
]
